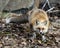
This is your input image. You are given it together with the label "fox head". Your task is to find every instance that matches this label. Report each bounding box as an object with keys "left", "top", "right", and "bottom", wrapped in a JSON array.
[{"left": 28, "top": 9, "right": 49, "bottom": 34}]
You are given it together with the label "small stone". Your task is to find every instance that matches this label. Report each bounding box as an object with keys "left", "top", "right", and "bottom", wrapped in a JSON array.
[
  {"left": 0, "top": 43, "right": 3, "bottom": 48},
  {"left": 0, "top": 41, "right": 2, "bottom": 44},
  {"left": 21, "top": 42, "right": 27, "bottom": 45},
  {"left": 46, "top": 47, "right": 51, "bottom": 48},
  {"left": 38, "top": 40, "right": 41, "bottom": 44},
  {"left": 4, "top": 46, "right": 11, "bottom": 48},
  {"left": 12, "top": 44, "right": 19, "bottom": 48}
]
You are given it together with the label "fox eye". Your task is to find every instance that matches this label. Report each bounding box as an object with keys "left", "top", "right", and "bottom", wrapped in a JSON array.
[
  {"left": 36, "top": 20, "right": 39, "bottom": 25},
  {"left": 43, "top": 21, "right": 47, "bottom": 25}
]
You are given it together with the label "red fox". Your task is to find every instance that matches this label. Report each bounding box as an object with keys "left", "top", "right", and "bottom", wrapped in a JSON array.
[
  {"left": 28, "top": 9, "right": 49, "bottom": 34},
  {"left": 2, "top": 9, "right": 49, "bottom": 42},
  {"left": 3, "top": 9, "right": 49, "bottom": 34}
]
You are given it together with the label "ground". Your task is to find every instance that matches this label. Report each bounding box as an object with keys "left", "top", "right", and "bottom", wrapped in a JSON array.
[{"left": 0, "top": 13, "right": 60, "bottom": 48}]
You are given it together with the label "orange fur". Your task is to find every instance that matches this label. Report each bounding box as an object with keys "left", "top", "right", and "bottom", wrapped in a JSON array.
[{"left": 28, "top": 9, "right": 49, "bottom": 33}]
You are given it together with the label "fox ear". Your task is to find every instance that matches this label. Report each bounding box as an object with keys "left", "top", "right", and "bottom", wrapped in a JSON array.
[
  {"left": 28, "top": 8, "right": 38, "bottom": 15},
  {"left": 28, "top": 10, "right": 33, "bottom": 15}
]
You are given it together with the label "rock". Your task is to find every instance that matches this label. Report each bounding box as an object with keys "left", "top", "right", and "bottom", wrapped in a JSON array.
[
  {"left": 4, "top": 46, "right": 11, "bottom": 48},
  {"left": 12, "top": 44, "right": 20, "bottom": 48},
  {"left": 4, "top": 0, "right": 34, "bottom": 11},
  {"left": 0, "top": 0, "right": 41, "bottom": 12},
  {"left": 0, "top": 0, "right": 9, "bottom": 11},
  {"left": 0, "top": 43, "right": 3, "bottom": 48},
  {"left": 21, "top": 42, "right": 27, "bottom": 45}
]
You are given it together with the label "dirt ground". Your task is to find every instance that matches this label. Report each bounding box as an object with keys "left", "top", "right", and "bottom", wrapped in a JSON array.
[{"left": 0, "top": 14, "right": 60, "bottom": 48}]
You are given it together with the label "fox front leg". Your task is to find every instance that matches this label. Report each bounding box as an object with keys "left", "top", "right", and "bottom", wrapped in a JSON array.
[{"left": 42, "top": 35, "right": 47, "bottom": 42}]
